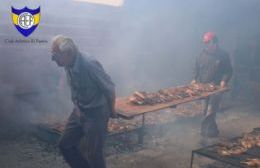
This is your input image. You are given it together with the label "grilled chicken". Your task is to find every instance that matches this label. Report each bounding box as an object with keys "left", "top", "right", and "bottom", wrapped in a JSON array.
[
  {"left": 219, "top": 133, "right": 260, "bottom": 156},
  {"left": 241, "top": 158, "right": 260, "bottom": 167},
  {"left": 129, "top": 83, "right": 221, "bottom": 105}
]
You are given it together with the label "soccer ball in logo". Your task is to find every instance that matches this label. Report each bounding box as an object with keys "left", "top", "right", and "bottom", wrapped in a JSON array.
[
  {"left": 11, "top": 6, "right": 40, "bottom": 37},
  {"left": 18, "top": 12, "right": 35, "bottom": 29}
]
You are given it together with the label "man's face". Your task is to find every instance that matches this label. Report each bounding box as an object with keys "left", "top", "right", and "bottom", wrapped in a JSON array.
[
  {"left": 51, "top": 44, "right": 70, "bottom": 67},
  {"left": 205, "top": 41, "right": 218, "bottom": 53}
]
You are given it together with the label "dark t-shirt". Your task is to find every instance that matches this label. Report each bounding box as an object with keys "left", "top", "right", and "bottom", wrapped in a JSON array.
[{"left": 194, "top": 48, "right": 233, "bottom": 85}]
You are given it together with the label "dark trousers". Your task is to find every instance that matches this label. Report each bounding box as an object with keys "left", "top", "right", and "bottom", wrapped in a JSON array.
[
  {"left": 59, "top": 105, "right": 108, "bottom": 168},
  {"left": 201, "top": 94, "right": 222, "bottom": 138}
]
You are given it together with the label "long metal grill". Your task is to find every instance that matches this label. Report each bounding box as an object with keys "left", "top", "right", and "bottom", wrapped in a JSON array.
[{"left": 190, "top": 128, "right": 260, "bottom": 168}]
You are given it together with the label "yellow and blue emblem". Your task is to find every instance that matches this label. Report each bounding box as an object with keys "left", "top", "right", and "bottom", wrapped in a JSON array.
[{"left": 11, "top": 6, "right": 40, "bottom": 37}]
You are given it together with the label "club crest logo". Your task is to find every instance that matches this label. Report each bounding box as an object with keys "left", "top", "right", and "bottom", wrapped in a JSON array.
[{"left": 11, "top": 6, "right": 40, "bottom": 37}]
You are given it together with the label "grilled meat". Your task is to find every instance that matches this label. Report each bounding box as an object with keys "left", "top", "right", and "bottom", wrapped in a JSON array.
[
  {"left": 218, "top": 146, "right": 247, "bottom": 156},
  {"left": 218, "top": 133, "right": 260, "bottom": 156},
  {"left": 241, "top": 158, "right": 260, "bottom": 167},
  {"left": 129, "top": 83, "right": 221, "bottom": 105}
]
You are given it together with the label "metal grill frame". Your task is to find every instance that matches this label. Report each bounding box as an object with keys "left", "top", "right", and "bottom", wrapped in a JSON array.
[{"left": 190, "top": 128, "right": 260, "bottom": 168}]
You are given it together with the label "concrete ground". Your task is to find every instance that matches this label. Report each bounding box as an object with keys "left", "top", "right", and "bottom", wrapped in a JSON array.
[{"left": 0, "top": 101, "right": 259, "bottom": 168}]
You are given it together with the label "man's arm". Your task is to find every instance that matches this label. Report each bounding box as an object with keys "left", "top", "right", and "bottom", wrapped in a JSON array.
[
  {"left": 192, "top": 55, "right": 200, "bottom": 84},
  {"left": 88, "top": 60, "right": 116, "bottom": 116},
  {"left": 106, "top": 88, "right": 116, "bottom": 117},
  {"left": 221, "top": 53, "right": 233, "bottom": 87}
]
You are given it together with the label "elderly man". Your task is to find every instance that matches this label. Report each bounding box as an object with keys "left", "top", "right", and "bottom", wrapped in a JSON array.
[
  {"left": 51, "top": 35, "right": 115, "bottom": 168},
  {"left": 192, "top": 32, "right": 233, "bottom": 138}
]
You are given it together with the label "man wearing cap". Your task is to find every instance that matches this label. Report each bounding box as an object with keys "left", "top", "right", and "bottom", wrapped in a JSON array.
[
  {"left": 191, "top": 32, "right": 233, "bottom": 138},
  {"left": 51, "top": 35, "right": 116, "bottom": 168}
]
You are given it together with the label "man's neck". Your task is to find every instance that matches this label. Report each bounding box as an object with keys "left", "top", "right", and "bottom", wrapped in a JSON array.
[{"left": 67, "top": 54, "right": 78, "bottom": 68}]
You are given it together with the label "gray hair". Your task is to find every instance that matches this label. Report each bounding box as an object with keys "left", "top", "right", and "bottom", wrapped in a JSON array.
[{"left": 51, "top": 35, "right": 78, "bottom": 56}]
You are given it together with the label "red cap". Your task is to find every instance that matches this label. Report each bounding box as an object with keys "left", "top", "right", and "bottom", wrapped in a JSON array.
[{"left": 203, "top": 32, "right": 217, "bottom": 44}]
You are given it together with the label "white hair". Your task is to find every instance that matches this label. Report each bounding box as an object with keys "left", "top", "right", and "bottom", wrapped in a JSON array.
[{"left": 51, "top": 35, "right": 78, "bottom": 56}]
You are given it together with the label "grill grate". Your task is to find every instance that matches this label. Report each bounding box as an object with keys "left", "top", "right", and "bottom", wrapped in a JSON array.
[{"left": 190, "top": 127, "right": 260, "bottom": 168}]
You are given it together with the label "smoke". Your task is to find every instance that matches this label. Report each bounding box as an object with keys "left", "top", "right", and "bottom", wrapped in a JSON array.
[
  {"left": 0, "top": 0, "right": 260, "bottom": 126},
  {"left": 103, "top": 0, "right": 260, "bottom": 95}
]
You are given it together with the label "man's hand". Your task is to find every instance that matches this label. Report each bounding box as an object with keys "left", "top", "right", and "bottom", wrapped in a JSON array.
[
  {"left": 110, "top": 105, "right": 119, "bottom": 118},
  {"left": 110, "top": 112, "right": 119, "bottom": 119},
  {"left": 74, "top": 105, "right": 89, "bottom": 123},
  {"left": 74, "top": 105, "right": 83, "bottom": 118},
  {"left": 191, "top": 80, "right": 197, "bottom": 85},
  {"left": 220, "top": 80, "right": 226, "bottom": 88}
]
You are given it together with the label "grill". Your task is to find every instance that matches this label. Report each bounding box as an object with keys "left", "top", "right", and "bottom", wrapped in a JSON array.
[
  {"left": 190, "top": 128, "right": 260, "bottom": 168},
  {"left": 116, "top": 84, "right": 228, "bottom": 119},
  {"left": 115, "top": 83, "right": 228, "bottom": 144},
  {"left": 35, "top": 101, "right": 204, "bottom": 145},
  {"left": 35, "top": 84, "right": 228, "bottom": 145},
  {"left": 35, "top": 121, "right": 140, "bottom": 144}
]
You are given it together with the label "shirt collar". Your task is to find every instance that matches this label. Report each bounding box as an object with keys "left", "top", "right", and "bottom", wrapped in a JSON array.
[{"left": 70, "top": 54, "right": 81, "bottom": 73}]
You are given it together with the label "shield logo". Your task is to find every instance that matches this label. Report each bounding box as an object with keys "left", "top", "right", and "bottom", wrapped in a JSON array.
[{"left": 11, "top": 6, "right": 40, "bottom": 37}]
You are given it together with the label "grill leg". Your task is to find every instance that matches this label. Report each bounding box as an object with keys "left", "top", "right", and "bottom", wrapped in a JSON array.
[
  {"left": 190, "top": 152, "right": 194, "bottom": 168},
  {"left": 138, "top": 114, "right": 145, "bottom": 144}
]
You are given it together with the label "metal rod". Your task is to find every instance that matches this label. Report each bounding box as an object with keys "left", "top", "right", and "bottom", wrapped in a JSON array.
[
  {"left": 190, "top": 152, "right": 194, "bottom": 168},
  {"left": 138, "top": 113, "right": 145, "bottom": 144}
]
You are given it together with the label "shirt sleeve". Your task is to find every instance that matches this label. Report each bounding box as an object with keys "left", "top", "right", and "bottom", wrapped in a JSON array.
[
  {"left": 221, "top": 53, "right": 233, "bottom": 83},
  {"left": 193, "top": 57, "right": 199, "bottom": 81},
  {"left": 88, "top": 60, "right": 115, "bottom": 99}
]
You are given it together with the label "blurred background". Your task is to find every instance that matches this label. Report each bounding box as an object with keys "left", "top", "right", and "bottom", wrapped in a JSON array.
[{"left": 0, "top": 1, "right": 259, "bottom": 167}]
